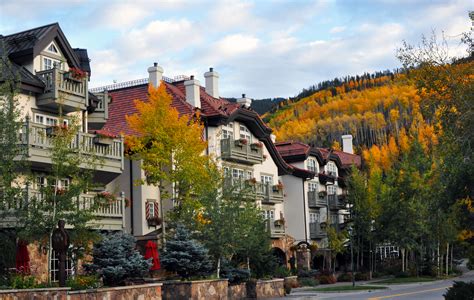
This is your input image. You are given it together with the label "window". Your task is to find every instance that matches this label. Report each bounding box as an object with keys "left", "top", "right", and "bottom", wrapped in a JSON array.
[
  {"left": 222, "top": 122, "right": 234, "bottom": 140},
  {"left": 47, "top": 43, "right": 58, "bottom": 53},
  {"left": 260, "top": 175, "right": 273, "bottom": 185},
  {"left": 327, "top": 185, "right": 336, "bottom": 195},
  {"left": 326, "top": 161, "right": 337, "bottom": 177},
  {"left": 309, "top": 212, "right": 320, "bottom": 223},
  {"left": 34, "top": 113, "right": 68, "bottom": 126},
  {"left": 330, "top": 213, "right": 338, "bottom": 225},
  {"left": 50, "top": 249, "right": 74, "bottom": 282},
  {"left": 308, "top": 182, "right": 318, "bottom": 192},
  {"left": 223, "top": 167, "right": 230, "bottom": 177},
  {"left": 246, "top": 170, "right": 253, "bottom": 179},
  {"left": 239, "top": 125, "right": 251, "bottom": 142},
  {"left": 42, "top": 57, "right": 61, "bottom": 71},
  {"left": 232, "top": 168, "right": 245, "bottom": 180},
  {"left": 307, "top": 159, "right": 318, "bottom": 173},
  {"left": 263, "top": 210, "right": 275, "bottom": 220},
  {"left": 148, "top": 202, "right": 155, "bottom": 217}
]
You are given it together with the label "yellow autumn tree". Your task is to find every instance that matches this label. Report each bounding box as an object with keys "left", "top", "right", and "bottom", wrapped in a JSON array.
[{"left": 126, "top": 84, "right": 217, "bottom": 204}]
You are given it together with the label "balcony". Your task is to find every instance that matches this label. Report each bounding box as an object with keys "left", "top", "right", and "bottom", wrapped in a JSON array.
[
  {"left": 0, "top": 190, "right": 125, "bottom": 231},
  {"left": 328, "top": 194, "right": 345, "bottom": 210},
  {"left": 20, "top": 121, "right": 124, "bottom": 183},
  {"left": 309, "top": 222, "right": 326, "bottom": 239},
  {"left": 307, "top": 190, "right": 326, "bottom": 208},
  {"left": 223, "top": 178, "right": 284, "bottom": 204},
  {"left": 88, "top": 90, "right": 110, "bottom": 130},
  {"left": 266, "top": 219, "right": 285, "bottom": 238},
  {"left": 220, "top": 138, "right": 263, "bottom": 165},
  {"left": 36, "top": 68, "right": 88, "bottom": 113},
  {"left": 256, "top": 182, "right": 284, "bottom": 204}
]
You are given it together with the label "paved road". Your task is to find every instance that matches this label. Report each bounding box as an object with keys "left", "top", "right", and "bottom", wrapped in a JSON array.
[{"left": 283, "top": 271, "right": 474, "bottom": 300}]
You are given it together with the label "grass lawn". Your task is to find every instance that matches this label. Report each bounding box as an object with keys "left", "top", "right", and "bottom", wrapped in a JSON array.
[
  {"left": 311, "top": 285, "right": 387, "bottom": 292},
  {"left": 374, "top": 277, "right": 437, "bottom": 284}
]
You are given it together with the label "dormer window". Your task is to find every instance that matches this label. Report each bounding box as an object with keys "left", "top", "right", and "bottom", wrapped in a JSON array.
[
  {"left": 326, "top": 161, "right": 337, "bottom": 177},
  {"left": 222, "top": 122, "right": 234, "bottom": 140},
  {"left": 239, "top": 125, "right": 251, "bottom": 142},
  {"left": 47, "top": 43, "right": 58, "bottom": 54},
  {"left": 308, "top": 158, "right": 318, "bottom": 173}
]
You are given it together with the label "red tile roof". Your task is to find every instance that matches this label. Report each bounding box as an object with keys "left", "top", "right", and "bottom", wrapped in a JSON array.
[
  {"left": 332, "top": 150, "right": 361, "bottom": 168},
  {"left": 101, "top": 81, "right": 252, "bottom": 137},
  {"left": 274, "top": 141, "right": 310, "bottom": 157}
]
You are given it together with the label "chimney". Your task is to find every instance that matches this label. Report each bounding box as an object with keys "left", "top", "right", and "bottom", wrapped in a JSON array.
[
  {"left": 184, "top": 75, "right": 201, "bottom": 109},
  {"left": 204, "top": 67, "right": 219, "bottom": 98},
  {"left": 237, "top": 93, "right": 252, "bottom": 108},
  {"left": 148, "top": 62, "right": 163, "bottom": 88},
  {"left": 341, "top": 134, "right": 353, "bottom": 154}
]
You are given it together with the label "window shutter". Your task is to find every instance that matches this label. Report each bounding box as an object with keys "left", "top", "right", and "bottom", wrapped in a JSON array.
[
  {"left": 154, "top": 202, "right": 159, "bottom": 219},
  {"left": 145, "top": 202, "right": 150, "bottom": 220}
]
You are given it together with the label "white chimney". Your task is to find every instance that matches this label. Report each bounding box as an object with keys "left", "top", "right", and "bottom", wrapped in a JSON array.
[
  {"left": 148, "top": 62, "right": 163, "bottom": 88},
  {"left": 204, "top": 67, "right": 219, "bottom": 98},
  {"left": 184, "top": 75, "right": 201, "bottom": 109},
  {"left": 341, "top": 134, "right": 353, "bottom": 154},
  {"left": 237, "top": 94, "right": 252, "bottom": 108}
]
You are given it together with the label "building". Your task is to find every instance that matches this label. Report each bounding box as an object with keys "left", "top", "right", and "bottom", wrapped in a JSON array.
[
  {"left": 0, "top": 23, "right": 125, "bottom": 282},
  {"left": 89, "top": 63, "right": 313, "bottom": 261},
  {"left": 276, "top": 136, "right": 361, "bottom": 269}
]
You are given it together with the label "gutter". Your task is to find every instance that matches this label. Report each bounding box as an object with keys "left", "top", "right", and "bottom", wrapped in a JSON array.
[
  {"left": 129, "top": 159, "right": 134, "bottom": 235},
  {"left": 302, "top": 178, "right": 308, "bottom": 242}
]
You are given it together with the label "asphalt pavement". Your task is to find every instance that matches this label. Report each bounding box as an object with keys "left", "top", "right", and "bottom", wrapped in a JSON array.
[{"left": 281, "top": 270, "right": 474, "bottom": 300}]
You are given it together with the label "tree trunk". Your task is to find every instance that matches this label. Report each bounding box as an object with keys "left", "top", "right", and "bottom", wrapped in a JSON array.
[
  {"left": 446, "top": 243, "right": 449, "bottom": 277},
  {"left": 401, "top": 248, "right": 405, "bottom": 272},
  {"left": 450, "top": 245, "right": 453, "bottom": 273},
  {"left": 437, "top": 241, "right": 440, "bottom": 277}
]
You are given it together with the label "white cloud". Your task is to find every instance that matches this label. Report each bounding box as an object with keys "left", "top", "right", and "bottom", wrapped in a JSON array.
[{"left": 330, "top": 26, "right": 346, "bottom": 34}]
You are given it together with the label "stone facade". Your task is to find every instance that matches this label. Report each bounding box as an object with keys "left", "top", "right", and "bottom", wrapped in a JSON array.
[
  {"left": 246, "top": 279, "right": 285, "bottom": 299},
  {"left": 227, "top": 283, "right": 246, "bottom": 300},
  {"left": 161, "top": 279, "right": 228, "bottom": 300},
  {"left": 0, "top": 287, "right": 69, "bottom": 300},
  {"left": 68, "top": 283, "right": 162, "bottom": 300},
  {"left": 27, "top": 243, "right": 48, "bottom": 284}
]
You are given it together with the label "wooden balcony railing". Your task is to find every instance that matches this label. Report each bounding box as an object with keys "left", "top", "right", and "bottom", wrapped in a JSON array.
[
  {"left": 19, "top": 120, "right": 123, "bottom": 175},
  {"left": 266, "top": 219, "right": 285, "bottom": 238},
  {"left": 309, "top": 222, "right": 326, "bottom": 239},
  {"left": 328, "top": 194, "right": 344, "bottom": 210},
  {"left": 307, "top": 190, "right": 326, "bottom": 208},
  {"left": 220, "top": 138, "right": 264, "bottom": 165},
  {"left": 224, "top": 178, "right": 284, "bottom": 204},
  {"left": 36, "top": 67, "right": 88, "bottom": 112}
]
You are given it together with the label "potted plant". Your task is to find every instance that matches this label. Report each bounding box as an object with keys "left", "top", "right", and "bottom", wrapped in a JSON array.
[
  {"left": 96, "top": 191, "right": 117, "bottom": 206},
  {"left": 93, "top": 131, "right": 116, "bottom": 146},
  {"left": 318, "top": 191, "right": 327, "bottom": 199},
  {"left": 246, "top": 177, "right": 257, "bottom": 185},
  {"left": 274, "top": 218, "right": 285, "bottom": 226},
  {"left": 273, "top": 181, "right": 284, "bottom": 192}
]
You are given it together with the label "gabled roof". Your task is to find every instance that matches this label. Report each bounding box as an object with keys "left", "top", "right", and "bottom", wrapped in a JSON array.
[
  {"left": 100, "top": 79, "right": 294, "bottom": 175},
  {"left": 0, "top": 58, "right": 45, "bottom": 89},
  {"left": 1, "top": 23, "right": 81, "bottom": 69}
]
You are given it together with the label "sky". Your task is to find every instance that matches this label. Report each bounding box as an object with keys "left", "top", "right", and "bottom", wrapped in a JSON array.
[{"left": 0, "top": 0, "right": 471, "bottom": 99}]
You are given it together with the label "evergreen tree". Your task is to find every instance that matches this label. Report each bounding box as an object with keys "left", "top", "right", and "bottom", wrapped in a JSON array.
[
  {"left": 85, "top": 232, "right": 151, "bottom": 286},
  {"left": 161, "top": 224, "right": 212, "bottom": 279}
]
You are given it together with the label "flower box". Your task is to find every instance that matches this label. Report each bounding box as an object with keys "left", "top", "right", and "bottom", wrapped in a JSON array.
[
  {"left": 63, "top": 72, "right": 82, "bottom": 82},
  {"left": 93, "top": 136, "right": 114, "bottom": 146},
  {"left": 234, "top": 138, "right": 248, "bottom": 146},
  {"left": 250, "top": 142, "right": 263, "bottom": 150},
  {"left": 147, "top": 216, "right": 162, "bottom": 227},
  {"left": 274, "top": 219, "right": 285, "bottom": 226}
]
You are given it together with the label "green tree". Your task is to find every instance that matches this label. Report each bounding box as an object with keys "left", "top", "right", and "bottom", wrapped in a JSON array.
[
  {"left": 85, "top": 232, "right": 151, "bottom": 286},
  {"left": 161, "top": 224, "right": 212, "bottom": 279}
]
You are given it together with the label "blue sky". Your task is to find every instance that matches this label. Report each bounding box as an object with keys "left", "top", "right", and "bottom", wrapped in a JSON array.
[{"left": 1, "top": 0, "right": 471, "bottom": 98}]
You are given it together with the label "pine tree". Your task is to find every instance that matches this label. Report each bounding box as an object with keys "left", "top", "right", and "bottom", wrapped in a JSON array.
[
  {"left": 161, "top": 224, "right": 212, "bottom": 279},
  {"left": 85, "top": 232, "right": 151, "bottom": 286}
]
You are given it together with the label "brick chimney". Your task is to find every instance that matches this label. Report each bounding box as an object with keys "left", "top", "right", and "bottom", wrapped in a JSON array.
[
  {"left": 237, "top": 94, "right": 252, "bottom": 108},
  {"left": 148, "top": 62, "right": 163, "bottom": 88},
  {"left": 341, "top": 135, "right": 353, "bottom": 154},
  {"left": 204, "top": 67, "right": 219, "bottom": 98},
  {"left": 184, "top": 75, "right": 201, "bottom": 109}
]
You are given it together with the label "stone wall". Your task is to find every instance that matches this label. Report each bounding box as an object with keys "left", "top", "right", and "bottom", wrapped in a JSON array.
[
  {"left": 27, "top": 243, "right": 48, "bottom": 283},
  {"left": 161, "top": 279, "right": 228, "bottom": 300},
  {"left": 246, "top": 279, "right": 285, "bottom": 299},
  {"left": 68, "top": 283, "right": 162, "bottom": 300},
  {"left": 227, "top": 283, "right": 246, "bottom": 300},
  {"left": 0, "top": 287, "right": 69, "bottom": 300}
]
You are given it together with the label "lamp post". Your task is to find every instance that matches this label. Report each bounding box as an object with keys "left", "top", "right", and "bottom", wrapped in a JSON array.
[{"left": 348, "top": 226, "right": 355, "bottom": 287}]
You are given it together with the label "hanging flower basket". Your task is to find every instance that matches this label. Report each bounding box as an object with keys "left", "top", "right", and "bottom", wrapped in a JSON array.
[
  {"left": 96, "top": 191, "right": 117, "bottom": 206},
  {"left": 64, "top": 67, "right": 87, "bottom": 81}
]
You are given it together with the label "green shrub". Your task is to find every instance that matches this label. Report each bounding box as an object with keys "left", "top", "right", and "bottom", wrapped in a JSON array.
[
  {"left": 273, "top": 265, "right": 291, "bottom": 278},
  {"left": 220, "top": 261, "right": 250, "bottom": 284},
  {"left": 337, "top": 272, "right": 353, "bottom": 282},
  {"left": 395, "top": 271, "right": 410, "bottom": 278},
  {"left": 372, "top": 271, "right": 386, "bottom": 278},
  {"left": 66, "top": 275, "right": 100, "bottom": 290},
  {"left": 298, "top": 277, "right": 319, "bottom": 287},
  {"left": 297, "top": 268, "right": 318, "bottom": 278},
  {"left": 355, "top": 272, "right": 370, "bottom": 281},
  {"left": 444, "top": 281, "right": 474, "bottom": 300},
  {"left": 10, "top": 274, "right": 36, "bottom": 289},
  {"left": 318, "top": 274, "right": 337, "bottom": 284}
]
